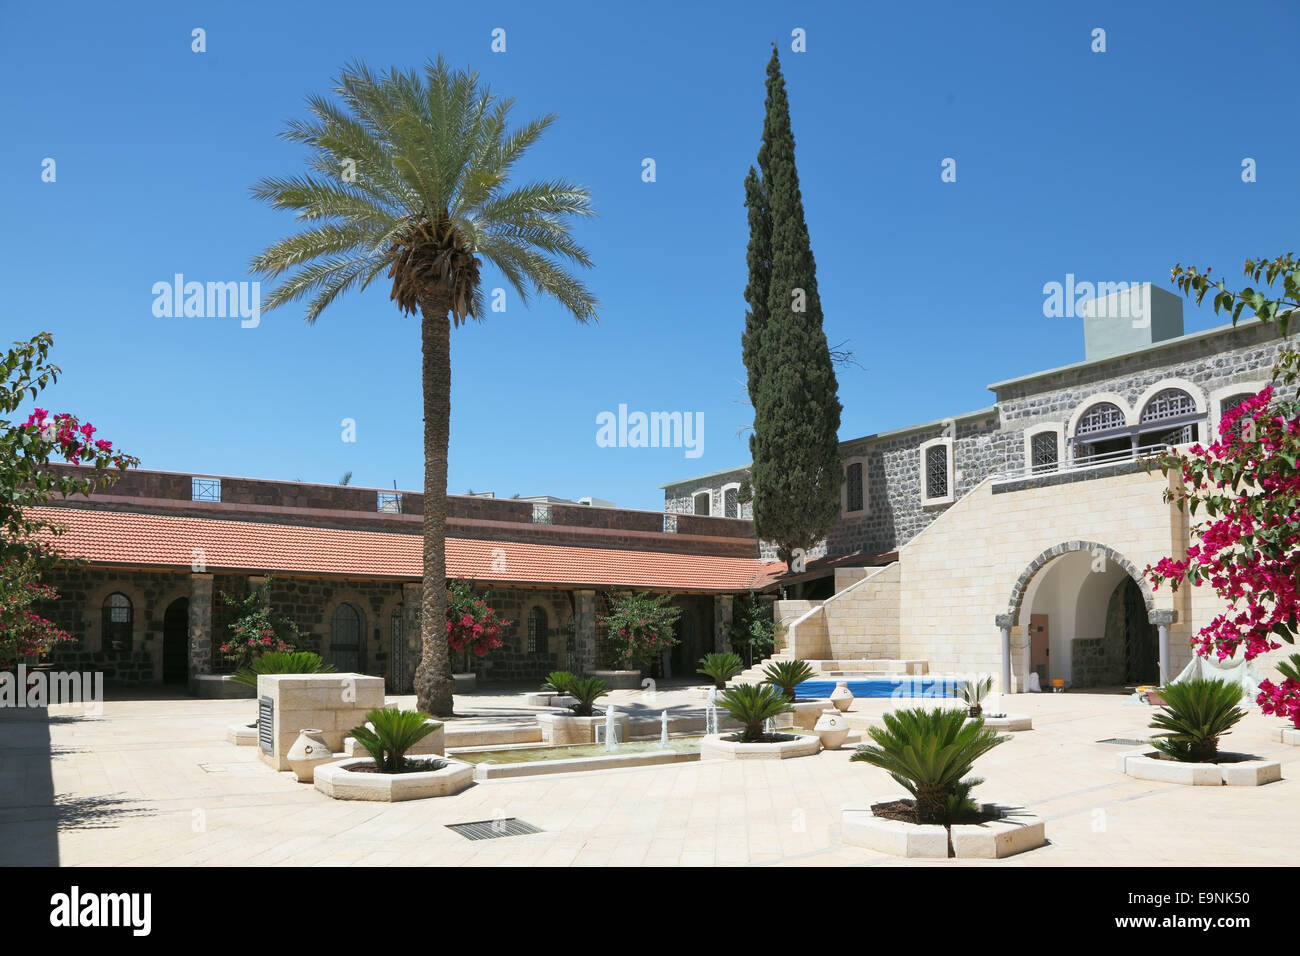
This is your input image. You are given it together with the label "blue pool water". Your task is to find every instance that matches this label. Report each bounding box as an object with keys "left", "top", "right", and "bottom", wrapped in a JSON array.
[{"left": 795, "top": 678, "right": 965, "bottom": 699}]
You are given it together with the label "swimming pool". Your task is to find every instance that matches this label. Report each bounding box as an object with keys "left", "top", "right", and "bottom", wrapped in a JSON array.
[{"left": 795, "top": 677, "right": 966, "bottom": 699}]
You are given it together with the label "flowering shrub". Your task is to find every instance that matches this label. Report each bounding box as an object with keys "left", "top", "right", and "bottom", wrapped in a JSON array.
[
  {"left": 598, "top": 591, "right": 681, "bottom": 671},
  {"left": 1146, "top": 348, "right": 1300, "bottom": 727},
  {"left": 445, "top": 579, "right": 507, "bottom": 671},
  {"left": 217, "top": 577, "right": 300, "bottom": 671},
  {"left": 1, "top": 333, "right": 138, "bottom": 666}
]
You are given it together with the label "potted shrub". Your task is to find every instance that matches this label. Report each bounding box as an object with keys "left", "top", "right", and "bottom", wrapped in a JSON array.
[
  {"left": 1149, "top": 678, "right": 1245, "bottom": 762},
  {"left": 844, "top": 707, "right": 1044, "bottom": 858},
  {"left": 959, "top": 674, "right": 993, "bottom": 718},
  {"left": 315, "top": 707, "right": 471, "bottom": 801},
  {"left": 701, "top": 683, "right": 819, "bottom": 760},
  {"left": 446, "top": 578, "right": 508, "bottom": 690},
  {"left": 697, "top": 652, "right": 744, "bottom": 690},
  {"left": 597, "top": 591, "right": 680, "bottom": 681},
  {"left": 535, "top": 675, "right": 620, "bottom": 745},
  {"left": 762, "top": 659, "right": 817, "bottom": 700}
]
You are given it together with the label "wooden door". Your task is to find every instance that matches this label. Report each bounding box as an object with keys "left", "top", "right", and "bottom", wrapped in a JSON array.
[{"left": 1029, "top": 614, "right": 1050, "bottom": 684}]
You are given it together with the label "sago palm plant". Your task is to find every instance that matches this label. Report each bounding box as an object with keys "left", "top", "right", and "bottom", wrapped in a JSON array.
[
  {"left": 348, "top": 707, "right": 441, "bottom": 773},
  {"left": 565, "top": 676, "right": 609, "bottom": 717},
  {"left": 251, "top": 58, "right": 598, "bottom": 716},
  {"left": 697, "top": 652, "right": 744, "bottom": 690},
  {"left": 850, "top": 707, "right": 1007, "bottom": 825},
  {"left": 541, "top": 671, "right": 576, "bottom": 695},
  {"left": 717, "top": 682, "right": 793, "bottom": 741},
  {"left": 1149, "top": 678, "right": 1245, "bottom": 762},
  {"left": 762, "top": 659, "right": 816, "bottom": 700},
  {"left": 231, "top": 650, "right": 335, "bottom": 688},
  {"left": 959, "top": 674, "right": 993, "bottom": 717}
]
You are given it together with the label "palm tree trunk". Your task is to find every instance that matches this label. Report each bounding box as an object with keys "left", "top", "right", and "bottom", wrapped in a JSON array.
[{"left": 413, "top": 298, "right": 455, "bottom": 717}]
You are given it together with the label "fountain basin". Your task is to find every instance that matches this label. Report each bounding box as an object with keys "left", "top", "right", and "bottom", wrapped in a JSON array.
[
  {"left": 699, "top": 732, "right": 821, "bottom": 761},
  {"left": 537, "top": 712, "right": 630, "bottom": 746}
]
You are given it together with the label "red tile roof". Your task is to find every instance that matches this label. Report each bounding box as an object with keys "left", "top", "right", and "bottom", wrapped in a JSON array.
[{"left": 34, "top": 507, "right": 782, "bottom": 592}]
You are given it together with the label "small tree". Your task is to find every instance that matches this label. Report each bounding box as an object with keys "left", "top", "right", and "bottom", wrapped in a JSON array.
[
  {"left": 217, "top": 576, "right": 301, "bottom": 671},
  {"left": 598, "top": 591, "right": 681, "bottom": 671},
  {"left": 729, "top": 590, "right": 775, "bottom": 666}
]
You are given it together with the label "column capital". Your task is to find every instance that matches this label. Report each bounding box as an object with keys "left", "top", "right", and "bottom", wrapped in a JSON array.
[
  {"left": 994, "top": 613, "right": 1016, "bottom": 628},
  {"left": 1148, "top": 609, "right": 1178, "bottom": 626}
]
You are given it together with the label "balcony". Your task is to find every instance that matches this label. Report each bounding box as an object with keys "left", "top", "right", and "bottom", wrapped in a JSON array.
[{"left": 991, "top": 443, "right": 1175, "bottom": 494}]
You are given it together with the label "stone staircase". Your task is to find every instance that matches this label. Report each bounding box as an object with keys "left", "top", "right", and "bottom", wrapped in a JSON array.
[{"left": 728, "top": 649, "right": 795, "bottom": 687}]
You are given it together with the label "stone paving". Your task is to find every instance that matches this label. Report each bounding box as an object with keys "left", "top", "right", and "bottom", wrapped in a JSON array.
[{"left": 0, "top": 684, "right": 1295, "bottom": 866}]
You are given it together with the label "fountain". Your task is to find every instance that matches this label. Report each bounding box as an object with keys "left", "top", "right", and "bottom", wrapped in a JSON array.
[
  {"left": 705, "top": 687, "right": 718, "bottom": 736},
  {"left": 660, "top": 710, "right": 669, "bottom": 748},
  {"left": 603, "top": 707, "right": 620, "bottom": 753},
  {"left": 763, "top": 717, "right": 774, "bottom": 736}
]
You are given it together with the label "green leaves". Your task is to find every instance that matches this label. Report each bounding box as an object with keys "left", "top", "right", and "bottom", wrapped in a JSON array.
[
  {"left": 761, "top": 658, "right": 817, "bottom": 699},
  {"left": 850, "top": 707, "right": 1008, "bottom": 825},
  {"left": 231, "top": 651, "right": 334, "bottom": 688},
  {"left": 716, "top": 682, "right": 792, "bottom": 741},
  {"left": 251, "top": 56, "right": 598, "bottom": 328},
  {"left": 1148, "top": 679, "right": 1246, "bottom": 763},
  {"left": 697, "top": 652, "right": 745, "bottom": 689},
  {"left": 348, "top": 707, "right": 440, "bottom": 772},
  {"left": 564, "top": 676, "right": 608, "bottom": 717}
]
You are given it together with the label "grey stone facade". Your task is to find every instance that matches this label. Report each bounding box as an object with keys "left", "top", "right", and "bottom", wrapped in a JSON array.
[{"left": 664, "top": 319, "right": 1292, "bottom": 563}]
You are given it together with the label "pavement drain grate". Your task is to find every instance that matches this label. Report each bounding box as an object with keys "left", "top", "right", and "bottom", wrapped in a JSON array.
[
  {"left": 1096, "top": 738, "right": 1150, "bottom": 746},
  {"left": 446, "top": 818, "right": 543, "bottom": 841}
]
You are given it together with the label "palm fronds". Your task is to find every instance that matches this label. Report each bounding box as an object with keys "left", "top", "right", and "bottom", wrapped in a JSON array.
[
  {"left": 348, "top": 707, "right": 440, "bottom": 772},
  {"left": 1149, "top": 678, "right": 1245, "bottom": 762}
]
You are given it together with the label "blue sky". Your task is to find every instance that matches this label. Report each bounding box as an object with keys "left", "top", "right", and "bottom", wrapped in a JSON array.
[{"left": 3, "top": 1, "right": 1296, "bottom": 511}]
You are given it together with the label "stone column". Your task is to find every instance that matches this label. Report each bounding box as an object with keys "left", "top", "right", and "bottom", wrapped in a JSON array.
[
  {"left": 574, "top": 590, "right": 596, "bottom": 675},
  {"left": 188, "top": 573, "right": 214, "bottom": 685},
  {"left": 1149, "top": 609, "right": 1178, "bottom": 684},
  {"left": 714, "top": 595, "right": 734, "bottom": 655},
  {"left": 995, "top": 613, "right": 1015, "bottom": 695},
  {"left": 401, "top": 582, "right": 421, "bottom": 695}
]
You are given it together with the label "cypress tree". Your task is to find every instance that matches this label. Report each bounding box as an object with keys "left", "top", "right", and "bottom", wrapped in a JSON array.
[{"left": 743, "top": 46, "right": 843, "bottom": 568}]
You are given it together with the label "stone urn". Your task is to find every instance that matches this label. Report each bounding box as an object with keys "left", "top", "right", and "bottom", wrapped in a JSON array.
[
  {"left": 813, "top": 709, "right": 850, "bottom": 750},
  {"left": 829, "top": 681, "right": 854, "bottom": 712},
  {"left": 286, "top": 729, "right": 335, "bottom": 783}
]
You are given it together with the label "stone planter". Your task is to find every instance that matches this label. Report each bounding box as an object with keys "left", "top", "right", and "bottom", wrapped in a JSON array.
[
  {"left": 589, "top": 669, "right": 642, "bottom": 690},
  {"left": 829, "top": 681, "right": 854, "bottom": 712},
  {"left": 1277, "top": 727, "right": 1300, "bottom": 747},
  {"left": 973, "top": 713, "right": 1033, "bottom": 732},
  {"left": 813, "top": 709, "right": 850, "bottom": 750},
  {"left": 1117, "top": 750, "right": 1282, "bottom": 786},
  {"left": 522, "top": 692, "right": 577, "bottom": 707},
  {"left": 452, "top": 672, "right": 477, "bottom": 693},
  {"left": 537, "top": 711, "right": 630, "bottom": 746},
  {"left": 314, "top": 757, "right": 474, "bottom": 802},
  {"left": 227, "top": 721, "right": 258, "bottom": 746},
  {"left": 842, "top": 803, "right": 1047, "bottom": 859},
  {"left": 191, "top": 674, "right": 256, "bottom": 699},
  {"left": 699, "top": 732, "right": 820, "bottom": 761},
  {"left": 286, "top": 729, "right": 336, "bottom": 783}
]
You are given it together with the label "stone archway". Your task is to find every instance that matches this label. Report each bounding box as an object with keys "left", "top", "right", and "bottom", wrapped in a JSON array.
[{"left": 995, "top": 541, "right": 1175, "bottom": 692}]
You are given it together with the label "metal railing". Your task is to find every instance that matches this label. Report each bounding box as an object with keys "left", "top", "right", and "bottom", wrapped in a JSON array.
[{"left": 991, "top": 442, "right": 1174, "bottom": 486}]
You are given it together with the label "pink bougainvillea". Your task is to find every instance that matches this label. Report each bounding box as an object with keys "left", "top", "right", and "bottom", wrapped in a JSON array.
[{"left": 1146, "top": 354, "right": 1300, "bottom": 727}]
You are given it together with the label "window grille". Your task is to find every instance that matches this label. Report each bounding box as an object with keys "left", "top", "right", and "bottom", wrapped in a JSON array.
[
  {"left": 925, "top": 445, "right": 949, "bottom": 499},
  {"left": 192, "top": 477, "right": 221, "bottom": 502},
  {"left": 1140, "top": 388, "right": 1197, "bottom": 423},
  {"left": 531, "top": 503, "right": 552, "bottom": 525},
  {"left": 1075, "top": 403, "right": 1126, "bottom": 435},
  {"left": 845, "top": 462, "right": 864, "bottom": 512},
  {"left": 724, "top": 487, "right": 739, "bottom": 518},
  {"left": 1030, "top": 431, "right": 1058, "bottom": 472},
  {"left": 377, "top": 492, "right": 402, "bottom": 513},
  {"left": 527, "top": 607, "right": 547, "bottom": 654}
]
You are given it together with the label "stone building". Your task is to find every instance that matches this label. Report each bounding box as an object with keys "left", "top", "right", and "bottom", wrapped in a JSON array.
[
  {"left": 664, "top": 288, "right": 1295, "bottom": 690},
  {"left": 36, "top": 468, "right": 778, "bottom": 691}
]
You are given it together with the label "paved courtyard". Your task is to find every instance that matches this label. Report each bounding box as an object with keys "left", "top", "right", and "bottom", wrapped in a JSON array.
[{"left": 1, "top": 685, "right": 1295, "bottom": 867}]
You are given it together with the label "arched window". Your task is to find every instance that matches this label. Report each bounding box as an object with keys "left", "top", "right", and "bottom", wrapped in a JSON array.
[
  {"left": 1075, "top": 402, "right": 1126, "bottom": 436},
  {"left": 723, "top": 486, "right": 739, "bottom": 518},
  {"left": 527, "top": 606, "right": 547, "bottom": 655},
  {"left": 102, "top": 593, "right": 133, "bottom": 653},
  {"left": 330, "top": 603, "right": 362, "bottom": 672},
  {"left": 693, "top": 491, "right": 711, "bottom": 516},
  {"left": 1139, "top": 388, "right": 1201, "bottom": 447},
  {"left": 1030, "top": 431, "right": 1059, "bottom": 473}
]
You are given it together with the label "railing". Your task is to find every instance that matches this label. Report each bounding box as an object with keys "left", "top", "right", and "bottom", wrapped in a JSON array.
[{"left": 991, "top": 442, "right": 1174, "bottom": 486}]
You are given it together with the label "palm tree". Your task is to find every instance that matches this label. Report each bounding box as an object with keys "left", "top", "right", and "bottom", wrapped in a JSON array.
[{"left": 250, "top": 58, "right": 598, "bottom": 715}]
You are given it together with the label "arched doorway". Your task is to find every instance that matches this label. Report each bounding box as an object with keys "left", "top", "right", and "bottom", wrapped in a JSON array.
[
  {"left": 163, "top": 598, "right": 189, "bottom": 684},
  {"left": 1006, "top": 542, "right": 1162, "bottom": 689}
]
